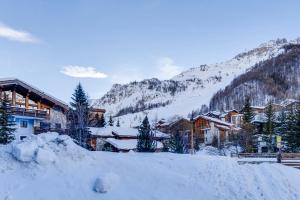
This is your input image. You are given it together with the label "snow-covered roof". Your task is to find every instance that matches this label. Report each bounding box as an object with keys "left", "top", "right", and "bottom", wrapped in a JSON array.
[
  {"left": 105, "top": 138, "right": 163, "bottom": 150},
  {"left": 89, "top": 127, "right": 114, "bottom": 137},
  {"left": 195, "top": 115, "right": 234, "bottom": 127},
  {"left": 89, "top": 126, "right": 169, "bottom": 138}
]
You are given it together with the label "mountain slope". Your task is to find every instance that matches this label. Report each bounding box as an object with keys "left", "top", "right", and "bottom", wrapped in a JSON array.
[
  {"left": 209, "top": 43, "right": 300, "bottom": 111},
  {"left": 94, "top": 38, "right": 298, "bottom": 126}
]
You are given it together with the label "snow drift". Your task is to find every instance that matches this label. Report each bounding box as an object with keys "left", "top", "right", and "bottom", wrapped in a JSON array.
[{"left": 1, "top": 133, "right": 300, "bottom": 200}]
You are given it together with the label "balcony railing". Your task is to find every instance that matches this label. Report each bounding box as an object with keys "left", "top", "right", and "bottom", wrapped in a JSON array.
[{"left": 11, "top": 106, "right": 49, "bottom": 119}]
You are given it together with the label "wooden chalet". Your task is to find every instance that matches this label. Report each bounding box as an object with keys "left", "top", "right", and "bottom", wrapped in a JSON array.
[
  {"left": 0, "top": 78, "right": 69, "bottom": 140},
  {"left": 194, "top": 115, "right": 239, "bottom": 146},
  {"left": 88, "top": 126, "right": 169, "bottom": 151}
]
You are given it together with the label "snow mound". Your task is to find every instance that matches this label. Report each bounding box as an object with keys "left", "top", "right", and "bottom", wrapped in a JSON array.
[
  {"left": 11, "top": 132, "right": 81, "bottom": 164},
  {"left": 93, "top": 173, "right": 120, "bottom": 193}
]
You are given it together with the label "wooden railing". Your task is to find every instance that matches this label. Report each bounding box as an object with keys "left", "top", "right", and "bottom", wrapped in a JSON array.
[
  {"left": 11, "top": 106, "right": 49, "bottom": 119},
  {"left": 231, "top": 153, "right": 277, "bottom": 158},
  {"left": 34, "top": 127, "right": 65, "bottom": 135}
]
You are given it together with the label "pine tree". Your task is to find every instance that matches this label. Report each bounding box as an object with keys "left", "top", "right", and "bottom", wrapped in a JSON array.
[
  {"left": 116, "top": 119, "right": 120, "bottom": 127},
  {"left": 71, "top": 83, "right": 88, "bottom": 107},
  {"left": 263, "top": 101, "right": 276, "bottom": 152},
  {"left": 293, "top": 104, "right": 300, "bottom": 150},
  {"left": 99, "top": 114, "right": 106, "bottom": 127},
  {"left": 68, "top": 83, "right": 90, "bottom": 147},
  {"left": 285, "top": 106, "right": 297, "bottom": 152},
  {"left": 0, "top": 94, "right": 15, "bottom": 144},
  {"left": 241, "top": 96, "right": 256, "bottom": 152},
  {"left": 108, "top": 116, "right": 114, "bottom": 126},
  {"left": 277, "top": 110, "right": 288, "bottom": 136},
  {"left": 169, "top": 131, "right": 184, "bottom": 153},
  {"left": 137, "top": 116, "right": 157, "bottom": 152},
  {"left": 242, "top": 96, "right": 254, "bottom": 124}
]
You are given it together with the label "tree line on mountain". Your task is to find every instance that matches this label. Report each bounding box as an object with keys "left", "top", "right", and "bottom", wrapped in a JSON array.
[{"left": 209, "top": 44, "right": 300, "bottom": 111}]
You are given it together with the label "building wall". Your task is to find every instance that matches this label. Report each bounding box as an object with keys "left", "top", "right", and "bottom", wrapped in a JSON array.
[
  {"left": 13, "top": 116, "right": 35, "bottom": 141},
  {"left": 49, "top": 108, "right": 67, "bottom": 129}
]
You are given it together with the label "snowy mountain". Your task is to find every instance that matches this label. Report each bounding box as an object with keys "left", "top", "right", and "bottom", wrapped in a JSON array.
[
  {"left": 210, "top": 43, "right": 300, "bottom": 111},
  {"left": 93, "top": 38, "right": 298, "bottom": 127}
]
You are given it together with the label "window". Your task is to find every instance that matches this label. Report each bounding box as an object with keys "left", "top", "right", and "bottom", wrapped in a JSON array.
[
  {"left": 20, "top": 136, "right": 27, "bottom": 140},
  {"left": 20, "top": 120, "right": 28, "bottom": 128}
]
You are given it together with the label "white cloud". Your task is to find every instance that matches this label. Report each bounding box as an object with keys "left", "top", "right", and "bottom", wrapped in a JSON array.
[
  {"left": 0, "top": 23, "right": 39, "bottom": 43},
  {"left": 61, "top": 66, "right": 108, "bottom": 79},
  {"left": 156, "top": 57, "right": 183, "bottom": 79}
]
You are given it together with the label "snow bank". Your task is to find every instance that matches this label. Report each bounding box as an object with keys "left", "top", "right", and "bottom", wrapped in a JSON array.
[
  {"left": 93, "top": 173, "right": 120, "bottom": 193},
  {"left": 11, "top": 132, "right": 78, "bottom": 164},
  {"left": 1, "top": 135, "right": 300, "bottom": 200}
]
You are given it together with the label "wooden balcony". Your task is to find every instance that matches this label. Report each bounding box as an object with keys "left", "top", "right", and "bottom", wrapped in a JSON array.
[
  {"left": 11, "top": 106, "right": 49, "bottom": 119},
  {"left": 34, "top": 127, "right": 65, "bottom": 135}
]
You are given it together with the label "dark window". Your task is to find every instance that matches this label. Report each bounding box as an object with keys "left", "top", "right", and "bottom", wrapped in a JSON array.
[
  {"left": 55, "top": 123, "right": 62, "bottom": 129},
  {"left": 20, "top": 121, "right": 28, "bottom": 128},
  {"left": 20, "top": 136, "right": 27, "bottom": 140}
]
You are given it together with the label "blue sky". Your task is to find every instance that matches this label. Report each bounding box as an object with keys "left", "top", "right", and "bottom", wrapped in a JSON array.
[{"left": 0, "top": 0, "right": 300, "bottom": 103}]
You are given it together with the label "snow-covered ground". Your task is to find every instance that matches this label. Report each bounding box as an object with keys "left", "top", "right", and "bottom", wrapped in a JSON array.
[{"left": 1, "top": 133, "right": 300, "bottom": 200}]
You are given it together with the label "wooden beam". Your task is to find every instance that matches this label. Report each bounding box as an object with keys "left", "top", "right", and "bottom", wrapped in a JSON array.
[
  {"left": 12, "top": 87, "right": 16, "bottom": 106},
  {"left": 37, "top": 100, "right": 41, "bottom": 110},
  {"left": 25, "top": 93, "right": 29, "bottom": 109}
]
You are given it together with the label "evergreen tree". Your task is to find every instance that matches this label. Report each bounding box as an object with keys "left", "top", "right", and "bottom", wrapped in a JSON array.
[
  {"left": 99, "top": 114, "right": 106, "bottom": 127},
  {"left": 116, "top": 119, "right": 120, "bottom": 127},
  {"left": 276, "top": 110, "right": 288, "bottom": 136},
  {"left": 71, "top": 83, "right": 88, "bottom": 107},
  {"left": 68, "top": 83, "right": 90, "bottom": 147},
  {"left": 0, "top": 94, "right": 15, "bottom": 144},
  {"left": 285, "top": 107, "right": 296, "bottom": 152},
  {"left": 108, "top": 116, "right": 114, "bottom": 126},
  {"left": 263, "top": 101, "right": 276, "bottom": 152},
  {"left": 137, "top": 116, "right": 157, "bottom": 152},
  {"left": 240, "top": 96, "right": 256, "bottom": 152},
  {"left": 169, "top": 131, "right": 184, "bottom": 153},
  {"left": 242, "top": 96, "right": 254, "bottom": 123},
  {"left": 285, "top": 103, "right": 300, "bottom": 152}
]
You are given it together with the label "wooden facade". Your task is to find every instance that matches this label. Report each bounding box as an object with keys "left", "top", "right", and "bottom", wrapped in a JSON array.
[
  {"left": 194, "top": 115, "right": 237, "bottom": 146},
  {"left": 0, "top": 78, "right": 68, "bottom": 138}
]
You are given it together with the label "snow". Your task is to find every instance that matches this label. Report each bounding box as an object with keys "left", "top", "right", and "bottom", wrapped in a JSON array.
[
  {"left": 196, "top": 115, "right": 234, "bottom": 127},
  {"left": 1, "top": 134, "right": 300, "bottom": 200},
  {"left": 105, "top": 138, "right": 163, "bottom": 150},
  {"left": 90, "top": 126, "right": 169, "bottom": 138},
  {"left": 89, "top": 127, "right": 114, "bottom": 137},
  {"left": 93, "top": 173, "right": 120, "bottom": 193}
]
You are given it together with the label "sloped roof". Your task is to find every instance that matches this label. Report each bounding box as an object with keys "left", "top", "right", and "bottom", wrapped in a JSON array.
[
  {"left": 195, "top": 115, "right": 234, "bottom": 127},
  {"left": 0, "top": 78, "right": 68, "bottom": 110}
]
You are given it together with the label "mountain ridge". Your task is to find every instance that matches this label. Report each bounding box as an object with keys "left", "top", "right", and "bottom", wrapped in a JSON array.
[{"left": 93, "top": 38, "right": 298, "bottom": 126}]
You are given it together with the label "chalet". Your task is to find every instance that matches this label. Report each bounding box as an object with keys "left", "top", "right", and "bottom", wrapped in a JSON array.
[
  {"left": 100, "top": 138, "right": 164, "bottom": 153},
  {"left": 194, "top": 115, "right": 239, "bottom": 146},
  {"left": 0, "top": 78, "right": 68, "bottom": 141},
  {"left": 88, "top": 126, "right": 169, "bottom": 151},
  {"left": 205, "top": 110, "right": 243, "bottom": 128},
  {"left": 156, "top": 117, "right": 192, "bottom": 136},
  {"left": 89, "top": 108, "right": 106, "bottom": 127}
]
